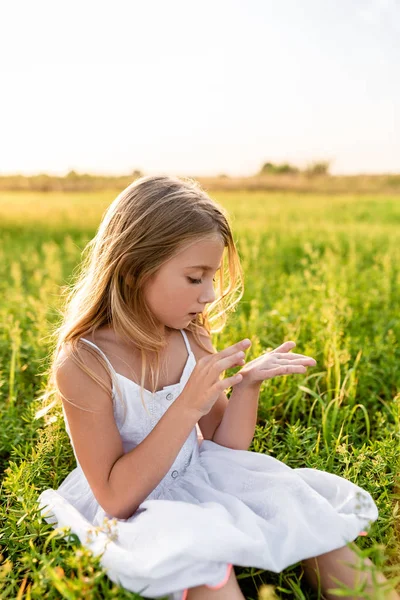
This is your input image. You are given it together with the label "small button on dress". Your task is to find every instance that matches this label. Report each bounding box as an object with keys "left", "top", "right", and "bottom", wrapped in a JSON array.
[
  {"left": 171, "top": 470, "right": 179, "bottom": 478},
  {"left": 166, "top": 393, "right": 174, "bottom": 401}
]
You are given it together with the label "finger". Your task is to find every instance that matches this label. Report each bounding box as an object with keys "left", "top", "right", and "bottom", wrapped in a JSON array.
[
  {"left": 217, "top": 372, "right": 243, "bottom": 390},
  {"left": 215, "top": 351, "right": 247, "bottom": 374},
  {"left": 271, "top": 341, "right": 296, "bottom": 353},
  {"left": 274, "top": 352, "right": 316, "bottom": 361},
  {"left": 217, "top": 338, "right": 252, "bottom": 359},
  {"left": 276, "top": 357, "right": 316, "bottom": 366},
  {"left": 265, "top": 365, "right": 307, "bottom": 376}
]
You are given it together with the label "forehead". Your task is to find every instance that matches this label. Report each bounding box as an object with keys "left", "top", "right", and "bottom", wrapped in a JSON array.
[{"left": 171, "top": 237, "right": 225, "bottom": 267}]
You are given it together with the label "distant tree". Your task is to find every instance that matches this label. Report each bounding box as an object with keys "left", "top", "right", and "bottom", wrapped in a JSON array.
[
  {"left": 131, "top": 169, "right": 143, "bottom": 179},
  {"left": 305, "top": 161, "right": 331, "bottom": 176},
  {"left": 218, "top": 173, "right": 229, "bottom": 178},
  {"left": 260, "top": 162, "right": 275, "bottom": 174},
  {"left": 66, "top": 170, "right": 79, "bottom": 179},
  {"left": 275, "top": 163, "right": 299, "bottom": 174},
  {"left": 259, "top": 162, "right": 299, "bottom": 175}
]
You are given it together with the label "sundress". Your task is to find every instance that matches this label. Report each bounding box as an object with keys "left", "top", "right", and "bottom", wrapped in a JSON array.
[{"left": 37, "top": 329, "right": 377, "bottom": 599}]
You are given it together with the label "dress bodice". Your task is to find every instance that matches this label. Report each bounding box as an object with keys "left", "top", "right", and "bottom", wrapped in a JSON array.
[{"left": 61, "top": 329, "right": 201, "bottom": 500}]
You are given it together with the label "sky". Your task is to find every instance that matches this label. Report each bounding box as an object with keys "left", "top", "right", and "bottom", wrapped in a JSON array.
[{"left": 0, "top": 0, "right": 399, "bottom": 177}]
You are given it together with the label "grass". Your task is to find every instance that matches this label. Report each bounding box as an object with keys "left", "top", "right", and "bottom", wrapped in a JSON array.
[{"left": 0, "top": 189, "right": 399, "bottom": 599}]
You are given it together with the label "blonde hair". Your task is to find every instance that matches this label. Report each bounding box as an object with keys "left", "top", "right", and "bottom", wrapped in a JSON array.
[{"left": 35, "top": 175, "right": 244, "bottom": 424}]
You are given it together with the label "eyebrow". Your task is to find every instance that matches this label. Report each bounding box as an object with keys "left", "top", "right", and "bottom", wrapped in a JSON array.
[{"left": 185, "top": 264, "right": 222, "bottom": 271}]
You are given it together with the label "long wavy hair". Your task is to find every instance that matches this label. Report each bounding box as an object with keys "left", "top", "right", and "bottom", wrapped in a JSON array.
[{"left": 35, "top": 175, "right": 244, "bottom": 424}]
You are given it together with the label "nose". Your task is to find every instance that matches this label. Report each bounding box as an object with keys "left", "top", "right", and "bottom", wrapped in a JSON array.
[{"left": 198, "top": 281, "right": 216, "bottom": 305}]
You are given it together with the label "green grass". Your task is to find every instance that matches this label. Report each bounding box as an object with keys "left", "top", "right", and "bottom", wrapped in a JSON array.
[{"left": 1, "top": 190, "right": 399, "bottom": 599}]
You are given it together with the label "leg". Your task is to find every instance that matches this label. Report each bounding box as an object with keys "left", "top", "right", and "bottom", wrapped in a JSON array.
[
  {"left": 301, "top": 543, "right": 400, "bottom": 600},
  {"left": 186, "top": 566, "right": 245, "bottom": 600}
]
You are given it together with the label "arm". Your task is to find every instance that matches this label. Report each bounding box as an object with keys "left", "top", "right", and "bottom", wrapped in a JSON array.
[
  {"left": 57, "top": 345, "right": 200, "bottom": 521},
  {"left": 108, "top": 398, "right": 199, "bottom": 518},
  {"left": 187, "top": 330, "right": 260, "bottom": 451},
  {"left": 212, "top": 380, "right": 262, "bottom": 450}
]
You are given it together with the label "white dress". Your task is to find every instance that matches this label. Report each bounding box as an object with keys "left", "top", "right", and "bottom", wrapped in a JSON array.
[{"left": 37, "top": 329, "right": 378, "bottom": 600}]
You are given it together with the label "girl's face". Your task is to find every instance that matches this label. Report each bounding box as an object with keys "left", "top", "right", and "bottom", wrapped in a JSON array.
[{"left": 144, "top": 236, "right": 225, "bottom": 334}]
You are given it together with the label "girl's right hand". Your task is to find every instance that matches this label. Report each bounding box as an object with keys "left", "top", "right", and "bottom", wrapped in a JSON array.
[{"left": 179, "top": 339, "right": 252, "bottom": 417}]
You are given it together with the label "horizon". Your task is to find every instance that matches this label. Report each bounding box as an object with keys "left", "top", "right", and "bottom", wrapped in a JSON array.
[{"left": 1, "top": 167, "right": 400, "bottom": 178}]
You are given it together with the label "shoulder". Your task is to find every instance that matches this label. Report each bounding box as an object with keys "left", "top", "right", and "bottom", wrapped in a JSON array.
[
  {"left": 55, "top": 340, "right": 113, "bottom": 411},
  {"left": 184, "top": 328, "right": 216, "bottom": 360}
]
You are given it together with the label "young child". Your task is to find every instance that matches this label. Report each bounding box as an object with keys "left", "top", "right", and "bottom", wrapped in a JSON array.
[{"left": 37, "top": 175, "right": 399, "bottom": 600}]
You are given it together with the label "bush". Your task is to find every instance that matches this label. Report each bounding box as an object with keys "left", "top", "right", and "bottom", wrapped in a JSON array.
[
  {"left": 305, "top": 161, "right": 331, "bottom": 176},
  {"left": 259, "top": 162, "right": 299, "bottom": 175}
]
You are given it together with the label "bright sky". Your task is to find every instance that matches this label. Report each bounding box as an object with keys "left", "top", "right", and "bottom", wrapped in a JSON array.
[{"left": 0, "top": 0, "right": 399, "bottom": 176}]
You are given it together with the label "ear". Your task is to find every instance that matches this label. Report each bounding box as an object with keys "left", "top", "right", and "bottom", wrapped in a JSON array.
[
  {"left": 118, "top": 268, "right": 135, "bottom": 289},
  {"left": 124, "top": 272, "right": 135, "bottom": 288}
]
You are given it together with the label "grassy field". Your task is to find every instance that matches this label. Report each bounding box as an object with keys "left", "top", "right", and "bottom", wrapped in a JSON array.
[{"left": 1, "top": 189, "right": 399, "bottom": 599}]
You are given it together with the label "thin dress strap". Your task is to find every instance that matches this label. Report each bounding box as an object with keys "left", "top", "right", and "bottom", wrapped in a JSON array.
[
  {"left": 79, "top": 338, "right": 118, "bottom": 382},
  {"left": 179, "top": 329, "right": 192, "bottom": 356},
  {"left": 80, "top": 333, "right": 191, "bottom": 376}
]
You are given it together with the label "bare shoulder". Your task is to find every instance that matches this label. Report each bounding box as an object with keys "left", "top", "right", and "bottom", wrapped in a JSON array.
[
  {"left": 185, "top": 328, "right": 216, "bottom": 360},
  {"left": 56, "top": 341, "right": 114, "bottom": 411}
]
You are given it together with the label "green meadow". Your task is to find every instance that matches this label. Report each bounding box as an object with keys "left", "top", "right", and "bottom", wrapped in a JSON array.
[{"left": 1, "top": 189, "right": 399, "bottom": 599}]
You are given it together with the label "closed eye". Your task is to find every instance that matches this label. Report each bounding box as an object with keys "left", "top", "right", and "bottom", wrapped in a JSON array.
[{"left": 188, "top": 277, "right": 216, "bottom": 285}]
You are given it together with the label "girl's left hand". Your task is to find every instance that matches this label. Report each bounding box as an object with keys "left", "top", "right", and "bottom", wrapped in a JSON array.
[{"left": 237, "top": 341, "right": 317, "bottom": 387}]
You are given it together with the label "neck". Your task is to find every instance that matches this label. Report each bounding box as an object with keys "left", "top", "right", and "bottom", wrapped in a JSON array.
[{"left": 102, "top": 323, "right": 174, "bottom": 345}]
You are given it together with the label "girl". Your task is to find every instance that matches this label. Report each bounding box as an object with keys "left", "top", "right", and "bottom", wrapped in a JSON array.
[{"left": 37, "top": 175, "right": 398, "bottom": 600}]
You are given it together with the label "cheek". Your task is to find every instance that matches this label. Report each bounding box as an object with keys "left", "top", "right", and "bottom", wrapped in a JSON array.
[
  {"left": 175, "top": 280, "right": 196, "bottom": 302},
  {"left": 167, "top": 278, "right": 188, "bottom": 300}
]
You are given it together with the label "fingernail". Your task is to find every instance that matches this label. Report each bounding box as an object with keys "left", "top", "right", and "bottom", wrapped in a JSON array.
[{"left": 242, "top": 339, "right": 251, "bottom": 347}]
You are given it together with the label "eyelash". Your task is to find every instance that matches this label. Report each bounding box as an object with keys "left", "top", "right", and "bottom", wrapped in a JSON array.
[{"left": 188, "top": 277, "right": 217, "bottom": 285}]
